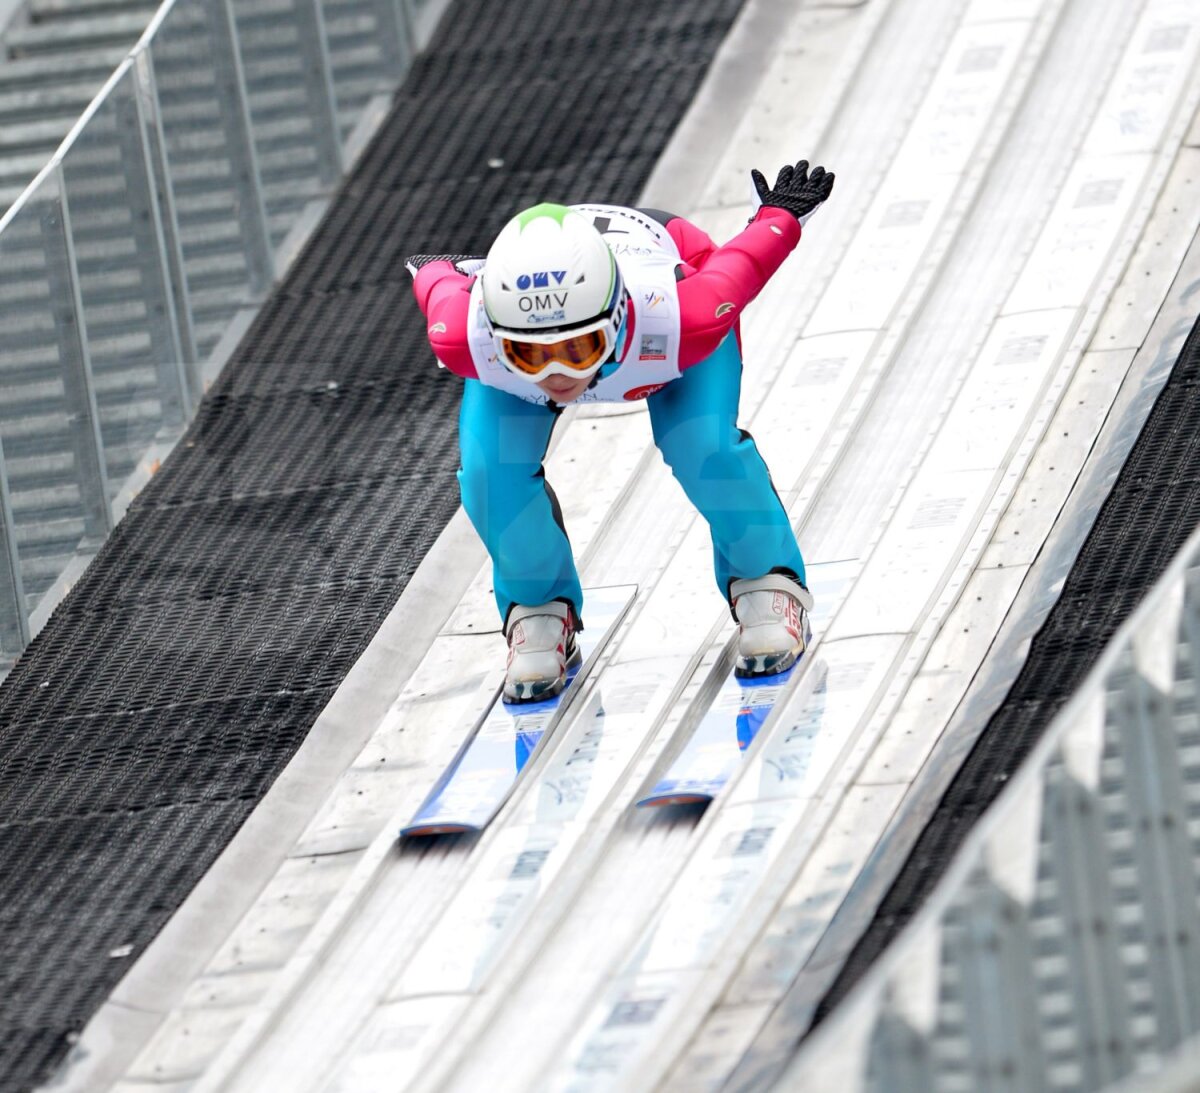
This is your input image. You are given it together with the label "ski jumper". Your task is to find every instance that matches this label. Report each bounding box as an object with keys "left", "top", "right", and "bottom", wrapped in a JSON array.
[{"left": 412, "top": 204, "right": 807, "bottom": 626}]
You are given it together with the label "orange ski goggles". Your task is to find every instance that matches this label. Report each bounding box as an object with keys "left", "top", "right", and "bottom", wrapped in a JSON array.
[{"left": 500, "top": 329, "right": 610, "bottom": 377}]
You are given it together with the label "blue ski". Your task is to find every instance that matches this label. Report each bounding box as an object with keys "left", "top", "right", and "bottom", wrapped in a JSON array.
[
  {"left": 401, "top": 585, "right": 637, "bottom": 837},
  {"left": 636, "top": 559, "right": 853, "bottom": 808},
  {"left": 636, "top": 661, "right": 798, "bottom": 807}
]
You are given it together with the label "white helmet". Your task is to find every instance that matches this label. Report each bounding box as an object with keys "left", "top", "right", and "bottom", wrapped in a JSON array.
[{"left": 481, "top": 203, "right": 629, "bottom": 382}]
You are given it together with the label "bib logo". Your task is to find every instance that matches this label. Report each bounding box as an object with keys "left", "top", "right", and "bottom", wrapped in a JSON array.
[
  {"left": 516, "top": 271, "right": 567, "bottom": 290},
  {"left": 624, "top": 382, "right": 668, "bottom": 401},
  {"left": 638, "top": 334, "right": 667, "bottom": 361}
]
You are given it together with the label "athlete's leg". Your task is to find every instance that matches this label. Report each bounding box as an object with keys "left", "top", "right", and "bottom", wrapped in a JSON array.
[
  {"left": 457, "top": 380, "right": 583, "bottom": 625},
  {"left": 647, "top": 334, "right": 805, "bottom": 599}
]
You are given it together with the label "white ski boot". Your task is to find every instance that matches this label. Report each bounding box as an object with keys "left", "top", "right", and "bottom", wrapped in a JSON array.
[
  {"left": 504, "top": 601, "right": 581, "bottom": 703},
  {"left": 730, "top": 574, "right": 813, "bottom": 677}
]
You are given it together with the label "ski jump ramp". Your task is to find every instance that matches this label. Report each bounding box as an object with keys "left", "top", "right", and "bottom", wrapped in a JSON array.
[{"left": 62, "top": 0, "right": 1200, "bottom": 1088}]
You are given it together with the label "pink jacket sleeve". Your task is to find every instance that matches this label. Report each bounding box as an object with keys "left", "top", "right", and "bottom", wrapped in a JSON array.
[
  {"left": 667, "top": 205, "right": 802, "bottom": 368},
  {"left": 412, "top": 261, "right": 479, "bottom": 379}
]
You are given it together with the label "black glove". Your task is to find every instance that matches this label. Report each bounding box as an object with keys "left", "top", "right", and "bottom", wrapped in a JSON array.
[
  {"left": 750, "top": 160, "right": 835, "bottom": 226},
  {"left": 404, "top": 254, "right": 485, "bottom": 278}
]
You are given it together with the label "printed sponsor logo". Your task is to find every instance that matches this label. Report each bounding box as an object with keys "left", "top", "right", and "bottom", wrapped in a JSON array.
[
  {"left": 519, "top": 291, "right": 569, "bottom": 313},
  {"left": 715, "top": 302, "right": 736, "bottom": 318},
  {"left": 643, "top": 292, "right": 665, "bottom": 310},
  {"left": 624, "top": 382, "right": 668, "bottom": 401},
  {"left": 612, "top": 243, "right": 653, "bottom": 256},
  {"left": 638, "top": 334, "right": 667, "bottom": 361},
  {"left": 516, "top": 271, "right": 567, "bottom": 290},
  {"left": 429, "top": 322, "right": 447, "bottom": 334},
  {"left": 526, "top": 309, "right": 567, "bottom": 324},
  {"left": 774, "top": 592, "right": 801, "bottom": 641},
  {"left": 587, "top": 209, "right": 665, "bottom": 239}
]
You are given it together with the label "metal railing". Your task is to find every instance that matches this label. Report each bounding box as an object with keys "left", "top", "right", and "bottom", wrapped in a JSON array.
[
  {"left": 0, "top": 0, "right": 441, "bottom": 667},
  {"left": 783, "top": 518, "right": 1200, "bottom": 1092}
]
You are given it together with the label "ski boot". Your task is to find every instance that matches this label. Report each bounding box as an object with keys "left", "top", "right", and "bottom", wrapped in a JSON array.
[
  {"left": 504, "top": 601, "right": 581, "bottom": 703},
  {"left": 730, "top": 574, "right": 813, "bottom": 677}
]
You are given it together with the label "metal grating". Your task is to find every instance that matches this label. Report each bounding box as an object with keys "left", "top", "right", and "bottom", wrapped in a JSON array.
[
  {"left": 0, "top": 0, "right": 746, "bottom": 1088},
  {"left": 0, "top": 0, "right": 426, "bottom": 627}
]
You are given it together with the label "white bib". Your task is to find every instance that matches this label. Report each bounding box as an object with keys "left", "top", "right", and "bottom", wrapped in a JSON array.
[{"left": 466, "top": 204, "right": 684, "bottom": 405}]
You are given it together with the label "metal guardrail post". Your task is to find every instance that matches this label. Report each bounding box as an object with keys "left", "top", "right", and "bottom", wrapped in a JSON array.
[
  {"left": 40, "top": 167, "right": 114, "bottom": 546},
  {"left": 955, "top": 873, "right": 1047, "bottom": 1093},
  {"left": 1043, "top": 762, "right": 1133, "bottom": 1087},
  {"left": 0, "top": 443, "right": 29, "bottom": 659},
  {"left": 1113, "top": 662, "right": 1200, "bottom": 1052},
  {"left": 1185, "top": 568, "right": 1200, "bottom": 712},
  {"left": 373, "top": 0, "right": 413, "bottom": 79},
  {"left": 205, "top": 0, "right": 275, "bottom": 296},
  {"left": 295, "top": 0, "right": 344, "bottom": 185},
  {"left": 112, "top": 75, "right": 192, "bottom": 429},
  {"left": 866, "top": 1008, "right": 933, "bottom": 1093},
  {"left": 135, "top": 50, "right": 200, "bottom": 399}
]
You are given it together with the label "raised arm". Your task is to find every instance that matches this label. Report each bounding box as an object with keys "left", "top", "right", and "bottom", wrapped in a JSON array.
[
  {"left": 670, "top": 159, "right": 834, "bottom": 367},
  {"left": 671, "top": 207, "right": 801, "bottom": 366}
]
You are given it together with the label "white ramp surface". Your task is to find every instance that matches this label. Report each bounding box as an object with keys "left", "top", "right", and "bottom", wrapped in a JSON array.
[{"left": 75, "top": 0, "right": 1200, "bottom": 1088}]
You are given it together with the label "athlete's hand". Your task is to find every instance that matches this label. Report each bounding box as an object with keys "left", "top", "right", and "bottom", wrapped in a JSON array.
[
  {"left": 403, "top": 254, "right": 485, "bottom": 278},
  {"left": 750, "top": 160, "right": 834, "bottom": 226}
]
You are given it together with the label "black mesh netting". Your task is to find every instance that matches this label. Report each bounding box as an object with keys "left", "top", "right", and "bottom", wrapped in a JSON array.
[
  {"left": 0, "top": 1, "right": 746, "bottom": 1086},
  {"left": 813, "top": 308, "right": 1200, "bottom": 1028}
]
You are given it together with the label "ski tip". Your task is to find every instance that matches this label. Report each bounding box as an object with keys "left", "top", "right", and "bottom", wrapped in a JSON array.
[
  {"left": 500, "top": 691, "right": 563, "bottom": 710},
  {"left": 636, "top": 792, "right": 714, "bottom": 809},
  {"left": 398, "top": 821, "right": 479, "bottom": 839},
  {"left": 734, "top": 651, "right": 801, "bottom": 679}
]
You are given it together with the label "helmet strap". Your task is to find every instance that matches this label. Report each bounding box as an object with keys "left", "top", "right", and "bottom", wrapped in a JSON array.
[
  {"left": 612, "top": 290, "right": 632, "bottom": 363},
  {"left": 613, "top": 315, "right": 629, "bottom": 363}
]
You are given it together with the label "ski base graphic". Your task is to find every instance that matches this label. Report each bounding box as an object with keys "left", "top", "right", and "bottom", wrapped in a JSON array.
[
  {"left": 635, "top": 558, "right": 854, "bottom": 809},
  {"left": 400, "top": 585, "right": 636, "bottom": 838},
  {"left": 636, "top": 663, "right": 796, "bottom": 808}
]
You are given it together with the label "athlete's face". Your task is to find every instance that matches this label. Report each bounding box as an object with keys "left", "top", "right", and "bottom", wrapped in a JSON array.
[{"left": 537, "top": 374, "right": 592, "bottom": 403}]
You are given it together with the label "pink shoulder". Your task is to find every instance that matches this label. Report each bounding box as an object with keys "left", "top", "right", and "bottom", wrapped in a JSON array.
[
  {"left": 666, "top": 215, "right": 717, "bottom": 267},
  {"left": 412, "top": 261, "right": 478, "bottom": 380}
]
